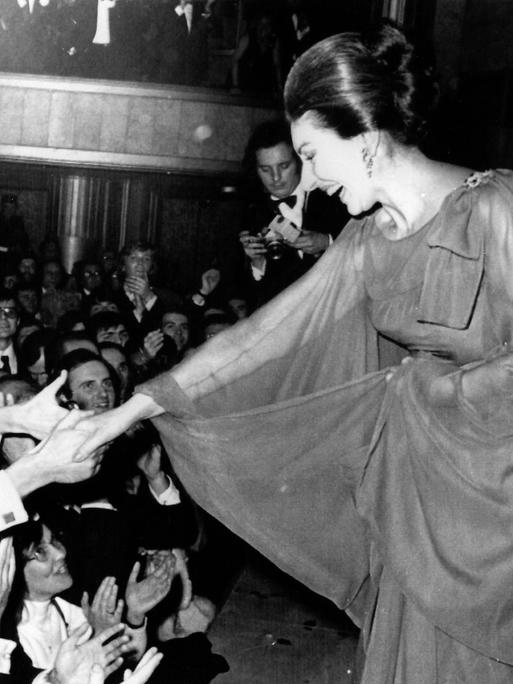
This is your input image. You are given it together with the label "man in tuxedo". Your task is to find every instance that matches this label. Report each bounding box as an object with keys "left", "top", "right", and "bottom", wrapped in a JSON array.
[
  {"left": 239, "top": 119, "right": 349, "bottom": 308},
  {"left": 159, "top": 0, "right": 209, "bottom": 86},
  {"left": 0, "top": 290, "right": 19, "bottom": 375}
]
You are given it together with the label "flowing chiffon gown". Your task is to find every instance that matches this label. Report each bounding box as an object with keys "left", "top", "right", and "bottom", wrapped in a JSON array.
[{"left": 138, "top": 169, "right": 513, "bottom": 683}]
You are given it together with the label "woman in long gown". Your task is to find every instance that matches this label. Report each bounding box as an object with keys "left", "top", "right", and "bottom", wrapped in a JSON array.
[{"left": 80, "top": 24, "right": 513, "bottom": 683}]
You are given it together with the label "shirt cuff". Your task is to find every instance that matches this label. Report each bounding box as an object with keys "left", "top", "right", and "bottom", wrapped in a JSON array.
[
  {"left": 250, "top": 262, "right": 266, "bottom": 281},
  {"left": 144, "top": 293, "right": 157, "bottom": 311},
  {"left": 0, "top": 638, "right": 16, "bottom": 674},
  {"left": 149, "top": 475, "right": 182, "bottom": 505},
  {"left": 0, "top": 470, "right": 28, "bottom": 531}
]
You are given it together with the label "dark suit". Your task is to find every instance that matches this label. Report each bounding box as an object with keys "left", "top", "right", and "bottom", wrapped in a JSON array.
[
  {"left": 158, "top": 2, "right": 209, "bottom": 85},
  {"left": 244, "top": 188, "right": 350, "bottom": 308}
]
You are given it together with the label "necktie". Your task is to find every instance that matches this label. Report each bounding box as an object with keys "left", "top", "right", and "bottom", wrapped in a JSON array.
[
  {"left": 1, "top": 356, "right": 11, "bottom": 374},
  {"left": 272, "top": 195, "right": 297, "bottom": 212}
]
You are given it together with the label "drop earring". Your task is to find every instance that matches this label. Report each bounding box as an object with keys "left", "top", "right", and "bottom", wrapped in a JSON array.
[{"left": 361, "top": 147, "right": 374, "bottom": 178}]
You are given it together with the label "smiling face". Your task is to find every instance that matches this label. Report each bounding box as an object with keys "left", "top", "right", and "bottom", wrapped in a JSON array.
[
  {"left": 23, "top": 525, "right": 73, "bottom": 601},
  {"left": 68, "top": 359, "right": 115, "bottom": 413},
  {"left": 256, "top": 142, "right": 300, "bottom": 199},
  {"left": 0, "top": 298, "right": 18, "bottom": 344},
  {"left": 291, "top": 114, "right": 372, "bottom": 215}
]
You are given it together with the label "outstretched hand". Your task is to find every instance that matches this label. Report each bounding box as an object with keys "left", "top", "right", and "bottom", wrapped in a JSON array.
[{"left": 4, "top": 371, "right": 78, "bottom": 440}]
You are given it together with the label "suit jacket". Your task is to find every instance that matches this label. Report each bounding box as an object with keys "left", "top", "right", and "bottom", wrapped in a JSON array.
[
  {"left": 158, "top": 3, "right": 209, "bottom": 85},
  {"left": 244, "top": 188, "right": 350, "bottom": 307}
]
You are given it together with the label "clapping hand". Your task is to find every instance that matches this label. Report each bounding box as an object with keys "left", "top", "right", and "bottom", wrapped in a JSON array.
[
  {"left": 52, "top": 623, "right": 130, "bottom": 684},
  {"left": 81, "top": 577, "right": 124, "bottom": 635},
  {"left": 125, "top": 552, "right": 175, "bottom": 626},
  {"left": 200, "top": 268, "right": 221, "bottom": 296},
  {"left": 171, "top": 548, "right": 192, "bottom": 609},
  {"left": 142, "top": 330, "right": 164, "bottom": 360},
  {"left": 125, "top": 274, "right": 152, "bottom": 304}
]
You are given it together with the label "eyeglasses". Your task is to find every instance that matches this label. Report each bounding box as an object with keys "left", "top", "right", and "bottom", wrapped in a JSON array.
[
  {"left": 84, "top": 271, "right": 101, "bottom": 277},
  {"left": 0, "top": 307, "right": 18, "bottom": 319},
  {"left": 25, "top": 536, "right": 65, "bottom": 563}
]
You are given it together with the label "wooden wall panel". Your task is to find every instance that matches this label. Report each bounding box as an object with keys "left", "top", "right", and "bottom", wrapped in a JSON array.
[
  {"left": 99, "top": 95, "right": 130, "bottom": 153},
  {"left": 0, "top": 87, "right": 24, "bottom": 144},
  {"left": 0, "top": 74, "right": 279, "bottom": 174},
  {"left": 22, "top": 90, "right": 51, "bottom": 147},
  {"left": 48, "top": 92, "right": 75, "bottom": 148}
]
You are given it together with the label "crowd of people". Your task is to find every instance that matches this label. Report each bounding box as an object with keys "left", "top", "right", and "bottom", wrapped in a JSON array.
[
  {"left": 0, "top": 236, "right": 261, "bottom": 684},
  {"left": 0, "top": 0, "right": 342, "bottom": 93}
]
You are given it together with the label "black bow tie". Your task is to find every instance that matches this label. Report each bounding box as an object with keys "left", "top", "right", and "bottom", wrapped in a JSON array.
[{"left": 272, "top": 195, "right": 297, "bottom": 211}]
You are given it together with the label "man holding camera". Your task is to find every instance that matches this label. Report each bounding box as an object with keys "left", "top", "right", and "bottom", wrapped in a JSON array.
[{"left": 239, "top": 119, "right": 348, "bottom": 308}]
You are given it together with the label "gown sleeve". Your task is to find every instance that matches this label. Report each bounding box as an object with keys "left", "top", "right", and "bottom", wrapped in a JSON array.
[{"left": 137, "top": 219, "right": 390, "bottom": 611}]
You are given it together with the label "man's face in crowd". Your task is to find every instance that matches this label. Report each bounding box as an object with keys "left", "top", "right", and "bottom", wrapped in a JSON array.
[
  {"left": 0, "top": 299, "right": 18, "bottom": 343},
  {"left": 96, "top": 324, "right": 129, "bottom": 348},
  {"left": 124, "top": 249, "right": 153, "bottom": 280},
  {"left": 256, "top": 142, "right": 300, "bottom": 199},
  {"left": 68, "top": 360, "right": 115, "bottom": 414},
  {"left": 82, "top": 263, "right": 102, "bottom": 292},
  {"left": 42, "top": 262, "right": 63, "bottom": 290},
  {"left": 17, "top": 287, "right": 39, "bottom": 315},
  {"left": 18, "top": 258, "right": 37, "bottom": 284},
  {"left": 162, "top": 312, "right": 190, "bottom": 352}
]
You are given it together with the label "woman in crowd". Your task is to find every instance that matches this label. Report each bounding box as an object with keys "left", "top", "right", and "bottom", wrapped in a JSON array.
[
  {"left": 75, "top": 23, "right": 513, "bottom": 682},
  {"left": 4, "top": 514, "right": 173, "bottom": 682}
]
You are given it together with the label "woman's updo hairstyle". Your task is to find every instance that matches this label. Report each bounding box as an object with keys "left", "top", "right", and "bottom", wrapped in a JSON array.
[{"left": 284, "top": 22, "right": 438, "bottom": 145}]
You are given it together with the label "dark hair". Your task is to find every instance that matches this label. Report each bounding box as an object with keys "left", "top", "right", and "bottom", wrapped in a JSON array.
[
  {"left": 87, "top": 311, "right": 128, "bottom": 339},
  {"left": 243, "top": 119, "right": 299, "bottom": 172},
  {"left": 56, "top": 310, "right": 86, "bottom": 335},
  {"left": 120, "top": 240, "right": 155, "bottom": 260},
  {"left": 284, "top": 23, "right": 438, "bottom": 145},
  {"left": 19, "top": 328, "right": 58, "bottom": 370},
  {"left": 0, "top": 288, "right": 17, "bottom": 306},
  {"left": 45, "top": 331, "right": 98, "bottom": 376},
  {"left": 55, "top": 348, "right": 118, "bottom": 404}
]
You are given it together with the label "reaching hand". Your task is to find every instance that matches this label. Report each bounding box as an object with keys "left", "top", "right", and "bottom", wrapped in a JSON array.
[
  {"left": 52, "top": 623, "right": 130, "bottom": 684},
  {"left": 29, "top": 409, "right": 102, "bottom": 485},
  {"left": 8, "top": 371, "right": 77, "bottom": 440},
  {"left": 81, "top": 577, "right": 124, "bottom": 635},
  {"left": 122, "top": 647, "right": 163, "bottom": 684},
  {"left": 200, "top": 268, "right": 221, "bottom": 296},
  {"left": 125, "top": 553, "right": 174, "bottom": 625},
  {"left": 0, "top": 536, "right": 15, "bottom": 621}
]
